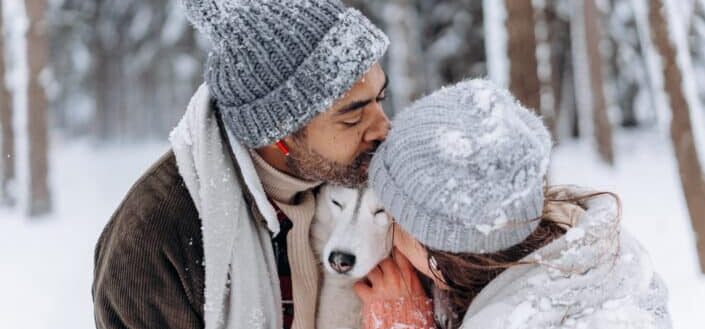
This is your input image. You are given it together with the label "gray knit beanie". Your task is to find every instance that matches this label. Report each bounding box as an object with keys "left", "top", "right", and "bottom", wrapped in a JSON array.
[
  {"left": 181, "top": 0, "right": 389, "bottom": 148},
  {"left": 369, "top": 79, "right": 553, "bottom": 254}
]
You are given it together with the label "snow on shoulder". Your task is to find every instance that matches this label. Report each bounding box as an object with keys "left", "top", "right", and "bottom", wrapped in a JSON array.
[{"left": 460, "top": 186, "right": 671, "bottom": 329}]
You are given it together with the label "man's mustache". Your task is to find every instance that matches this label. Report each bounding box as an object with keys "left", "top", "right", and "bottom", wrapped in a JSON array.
[
  {"left": 356, "top": 142, "right": 380, "bottom": 167},
  {"left": 363, "top": 141, "right": 382, "bottom": 158}
]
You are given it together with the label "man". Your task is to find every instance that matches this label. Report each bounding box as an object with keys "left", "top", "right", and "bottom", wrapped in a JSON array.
[{"left": 91, "top": 0, "right": 390, "bottom": 328}]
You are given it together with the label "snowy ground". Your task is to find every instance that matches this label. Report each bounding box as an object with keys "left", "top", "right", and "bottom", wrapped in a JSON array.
[
  {"left": 1, "top": 129, "right": 704, "bottom": 328},
  {"left": 0, "top": 137, "right": 169, "bottom": 329}
]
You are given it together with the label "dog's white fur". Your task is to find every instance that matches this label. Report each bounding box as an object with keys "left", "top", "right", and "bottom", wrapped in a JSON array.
[{"left": 312, "top": 185, "right": 393, "bottom": 329}]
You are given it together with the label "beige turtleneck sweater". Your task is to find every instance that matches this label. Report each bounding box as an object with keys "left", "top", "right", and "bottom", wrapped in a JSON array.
[{"left": 251, "top": 151, "right": 322, "bottom": 329}]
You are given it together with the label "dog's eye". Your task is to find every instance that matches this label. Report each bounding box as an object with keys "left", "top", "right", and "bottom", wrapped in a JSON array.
[
  {"left": 373, "top": 209, "right": 390, "bottom": 226},
  {"left": 331, "top": 199, "right": 343, "bottom": 209}
]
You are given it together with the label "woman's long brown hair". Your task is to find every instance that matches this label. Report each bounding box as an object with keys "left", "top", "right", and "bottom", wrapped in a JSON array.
[{"left": 424, "top": 188, "right": 620, "bottom": 328}]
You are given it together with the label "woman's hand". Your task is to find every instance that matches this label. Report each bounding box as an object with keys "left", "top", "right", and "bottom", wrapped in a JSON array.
[
  {"left": 354, "top": 248, "right": 436, "bottom": 329},
  {"left": 353, "top": 248, "right": 427, "bottom": 303}
]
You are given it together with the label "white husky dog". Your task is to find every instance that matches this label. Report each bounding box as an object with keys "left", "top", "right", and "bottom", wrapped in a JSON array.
[{"left": 312, "top": 185, "right": 393, "bottom": 329}]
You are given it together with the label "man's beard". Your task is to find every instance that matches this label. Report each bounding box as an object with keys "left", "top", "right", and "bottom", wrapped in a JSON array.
[{"left": 286, "top": 140, "right": 378, "bottom": 188}]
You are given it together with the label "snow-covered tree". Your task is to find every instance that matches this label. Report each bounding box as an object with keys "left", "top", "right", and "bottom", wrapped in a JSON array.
[
  {"left": 26, "top": 0, "right": 51, "bottom": 216},
  {"left": 344, "top": 0, "right": 486, "bottom": 115},
  {"left": 48, "top": 0, "right": 207, "bottom": 140},
  {"left": 46, "top": 0, "right": 97, "bottom": 136},
  {"left": 380, "top": 0, "right": 425, "bottom": 115},
  {"left": 544, "top": 0, "right": 576, "bottom": 139},
  {"left": 647, "top": 0, "right": 705, "bottom": 272},
  {"left": 533, "top": 0, "right": 558, "bottom": 133},
  {"left": 421, "top": 0, "right": 486, "bottom": 91},
  {"left": 484, "top": 0, "right": 563, "bottom": 134},
  {"left": 571, "top": 0, "right": 615, "bottom": 164},
  {"left": 0, "top": 0, "right": 14, "bottom": 206},
  {"left": 688, "top": 0, "right": 705, "bottom": 128},
  {"left": 604, "top": 0, "right": 657, "bottom": 127}
]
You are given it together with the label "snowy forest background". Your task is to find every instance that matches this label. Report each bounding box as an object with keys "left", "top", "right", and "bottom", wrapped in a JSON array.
[{"left": 1, "top": 0, "right": 705, "bottom": 328}]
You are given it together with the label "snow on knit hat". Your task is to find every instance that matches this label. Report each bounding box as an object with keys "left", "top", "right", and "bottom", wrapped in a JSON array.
[
  {"left": 369, "top": 79, "right": 553, "bottom": 254},
  {"left": 181, "top": 0, "right": 389, "bottom": 148}
]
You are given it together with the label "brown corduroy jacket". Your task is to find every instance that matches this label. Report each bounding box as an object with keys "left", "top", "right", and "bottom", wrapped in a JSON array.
[
  {"left": 92, "top": 107, "right": 290, "bottom": 329},
  {"left": 93, "top": 108, "right": 305, "bottom": 329},
  {"left": 92, "top": 151, "right": 209, "bottom": 328},
  {"left": 92, "top": 144, "right": 296, "bottom": 329}
]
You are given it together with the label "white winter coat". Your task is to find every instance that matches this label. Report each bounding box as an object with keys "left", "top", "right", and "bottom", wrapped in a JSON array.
[{"left": 460, "top": 186, "right": 671, "bottom": 329}]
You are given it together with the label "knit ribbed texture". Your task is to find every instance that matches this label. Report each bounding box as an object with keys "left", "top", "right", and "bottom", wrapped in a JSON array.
[
  {"left": 180, "top": 0, "right": 390, "bottom": 148},
  {"left": 251, "top": 152, "right": 321, "bottom": 329},
  {"left": 279, "top": 196, "right": 319, "bottom": 329},
  {"left": 369, "top": 79, "right": 553, "bottom": 254},
  {"left": 361, "top": 297, "right": 435, "bottom": 329}
]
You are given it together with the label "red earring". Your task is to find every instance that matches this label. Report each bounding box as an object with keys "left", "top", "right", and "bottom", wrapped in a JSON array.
[{"left": 275, "top": 140, "right": 290, "bottom": 157}]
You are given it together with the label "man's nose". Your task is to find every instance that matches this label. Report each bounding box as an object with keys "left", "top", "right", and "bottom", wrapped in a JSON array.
[{"left": 364, "top": 105, "right": 390, "bottom": 143}]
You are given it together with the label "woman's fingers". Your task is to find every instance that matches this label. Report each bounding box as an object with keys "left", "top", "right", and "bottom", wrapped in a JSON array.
[
  {"left": 378, "top": 257, "right": 403, "bottom": 287},
  {"left": 359, "top": 253, "right": 429, "bottom": 302},
  {"left": 367, "top": 265, "right": 383, "bottom": 286},
  {"left": 353, "top": 280, "right": 373, "bottom": 303}
]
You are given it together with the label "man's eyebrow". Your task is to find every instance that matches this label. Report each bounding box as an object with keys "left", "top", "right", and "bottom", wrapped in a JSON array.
[
  {"left": 336, "top": 100, "right": 373, "bottom": 116},
  {"left": 335, "top": 74, "right": 389, "bottom": 116}
]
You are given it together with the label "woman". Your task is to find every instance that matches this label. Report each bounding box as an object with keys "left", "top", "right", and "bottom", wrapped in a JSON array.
[{"left": 354, "top": 79, "right": 671, "bottom": 329}]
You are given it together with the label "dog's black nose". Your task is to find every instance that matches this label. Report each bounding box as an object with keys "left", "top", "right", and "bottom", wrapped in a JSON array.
[{"left": 328, "top": 251, "right": 356, "bottom": 274}]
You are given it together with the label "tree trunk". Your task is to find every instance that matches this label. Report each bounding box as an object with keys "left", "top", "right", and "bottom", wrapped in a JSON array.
[
  {"left": 25, "top": 0, "right": 51, "bottom": 216},
  {"left": 649, "top": 0, "right": 705, "bottom": 272},
  {"left": 504, "top": 0, "right": 541, "bottom": 113},
  {"left": 584, "top": 0, "right": 615, "bottom": 164},
  {"left": 557, "top": 48, "right": 581, "bottom": 139},
  {"left": 0, "top": 0, "right": 15, "bottom": 207}
]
